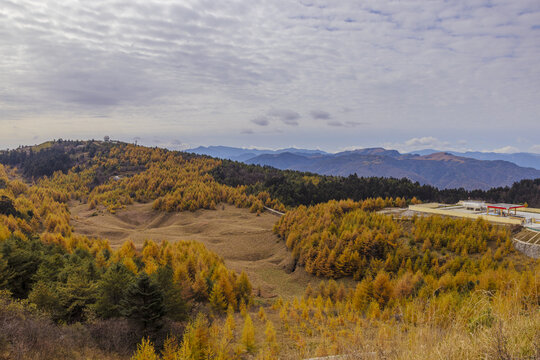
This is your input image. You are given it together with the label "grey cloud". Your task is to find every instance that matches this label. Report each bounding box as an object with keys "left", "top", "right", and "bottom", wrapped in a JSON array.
[
  {"left": 1, "top": 0, "right": 295, "bottom": 112},
  {"left": 328, "top": 120, "right": 364, "bottom": 127},
  {"left": 310, "top": 110, "right": 331, "bottom": 120},
  {"left": 251, "top": 109, "right": 300, "bottom": 127},
  {"left": 251, "top": 116, "right": 270, "bottom": 126},
  {"left": 267, "top": 109, "right": 300, "bottom": 126},
  {"left": 241, "top": 129, "right": 254, "bottom": 134},
  {"left": 328, "top": 121, "right": 343, "bottom": 127}
]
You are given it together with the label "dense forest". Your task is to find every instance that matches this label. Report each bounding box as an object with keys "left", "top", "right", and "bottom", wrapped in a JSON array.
[
  {"left": 0, "top": 140, "right": 538, "bottom": 359},
  {"left": 210, "top": 160, "right": 540, "bottom": 207},
  {"left": 0, "top": 140, "right": 81, "bottom": 178},
  {"left": 275, "top": 199, "right": 513, "bottom": 278}
]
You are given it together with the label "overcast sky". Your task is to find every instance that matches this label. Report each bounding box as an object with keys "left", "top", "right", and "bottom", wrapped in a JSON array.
[{"left": 1, "top": 0, "right": 539, "bottom": 153}]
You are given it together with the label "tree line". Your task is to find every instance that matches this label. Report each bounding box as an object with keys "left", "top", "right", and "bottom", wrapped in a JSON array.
[{"left": 210, "top": 160, "right": 540, "bottom": 207}]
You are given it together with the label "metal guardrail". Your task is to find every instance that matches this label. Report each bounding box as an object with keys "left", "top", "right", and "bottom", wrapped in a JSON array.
[
  {"left": 512, "top": 229, "right": 540, "bottom": 259},
  {"left": 263, "top": 206, "right": 285, "bottom": 216}
]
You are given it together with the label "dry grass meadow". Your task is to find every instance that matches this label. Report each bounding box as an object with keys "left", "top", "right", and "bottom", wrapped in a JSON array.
[{"left": 70, "top": 202, "right": 316, "bottom": 299}]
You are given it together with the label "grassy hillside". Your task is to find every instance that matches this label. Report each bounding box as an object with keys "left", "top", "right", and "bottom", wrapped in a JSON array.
[
  {"left": 0, "top": 140, "right": 538, "bottom": 359},
  {"left": 1, "top": 139, "right": 539, "bottom": 207}
]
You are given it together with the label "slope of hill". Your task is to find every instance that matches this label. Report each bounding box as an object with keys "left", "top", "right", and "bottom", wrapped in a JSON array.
[
  {"left": 2, "top": 140, "right": 539, "bottom": 205},
  {"left": 410, "top": 149, "right": 540, "bottom": 170},
  {"left": 245, "top": 150, "right": 540, "bottom": 190}
]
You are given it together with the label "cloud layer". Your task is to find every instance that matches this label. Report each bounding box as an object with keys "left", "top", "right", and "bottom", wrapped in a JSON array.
[{"left": 1, "top": 0, "right": 539, "bottom": 152}]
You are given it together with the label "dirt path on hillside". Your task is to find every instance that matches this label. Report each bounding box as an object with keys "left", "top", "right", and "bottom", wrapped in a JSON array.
[{"left": 70, "top": 202, "right": 314, "bottom": 298}]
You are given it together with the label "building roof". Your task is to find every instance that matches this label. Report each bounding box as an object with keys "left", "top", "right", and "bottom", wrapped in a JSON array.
[
  {"left": 462, "top": 200, "right": 485, "bottom": 206},
  {"left": 487, "top": 203, "right": 525, "bottom": 210}
]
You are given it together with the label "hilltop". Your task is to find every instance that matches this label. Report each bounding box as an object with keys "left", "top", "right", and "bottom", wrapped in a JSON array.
[{"left": 410, "top": 149, "right": 540, "bottom": 170}]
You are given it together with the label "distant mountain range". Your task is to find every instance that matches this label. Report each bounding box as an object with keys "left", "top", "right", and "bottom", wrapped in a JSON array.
[
  {"left": 409, "top": 150, "right": 540, "bottom": 170},
  {"left": 188, "top": 146, "right": 328, "bottom": 162},
  {"left": 186, "top": 146, "right": 540, "bottom": 190}
]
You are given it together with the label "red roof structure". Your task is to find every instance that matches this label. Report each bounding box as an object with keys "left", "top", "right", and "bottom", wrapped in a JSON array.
[{"left": 486, "top": 203, "right": 525, "bottom": 216}]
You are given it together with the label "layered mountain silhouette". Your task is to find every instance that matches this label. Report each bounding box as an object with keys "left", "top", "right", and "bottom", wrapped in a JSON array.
[
  {"left": 187, "top": 146, "right": 540, "bottom": 190},
  {"left": 409, "top": 150, "right": 540, "bottom": 170},
  {"left": 188, "top": 146, "right": 328, "bottom": 162}
]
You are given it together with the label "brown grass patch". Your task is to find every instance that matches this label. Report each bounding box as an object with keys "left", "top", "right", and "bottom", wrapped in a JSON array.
[{"left": 70, "top": 202, "right": 317, "bottom": 299}]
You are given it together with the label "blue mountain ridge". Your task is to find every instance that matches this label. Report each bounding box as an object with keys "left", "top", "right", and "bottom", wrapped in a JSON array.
[{"left": 185, "top": 146, "right": 540, "bottom": 190}]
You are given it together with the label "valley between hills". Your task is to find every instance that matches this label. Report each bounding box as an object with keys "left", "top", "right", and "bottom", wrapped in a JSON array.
[{"left": 70, "top": 202, "right": 316, "bottom": 299}]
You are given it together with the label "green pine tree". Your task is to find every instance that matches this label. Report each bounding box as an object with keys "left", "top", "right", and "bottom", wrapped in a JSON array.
[
  {"left": 57, "top": 272, "right": 98, "bottom": 322},
  {"left": 1, "top": 240, "right": 41, "bottom": 298},
  {"left": 94, "top": 263, "right": 135, "bottom": 319},
  {"left": 151, "top": 265, "right": 188, "bottom": 321},
  {"left": 120, "top": 273, "right": 165, "bottom": 334},
  {"left": 28, "top": 281, "right": 61, "bottom": 317},
  {"left": 0, "top": 254, "right": 9, "bottom": 289}
]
